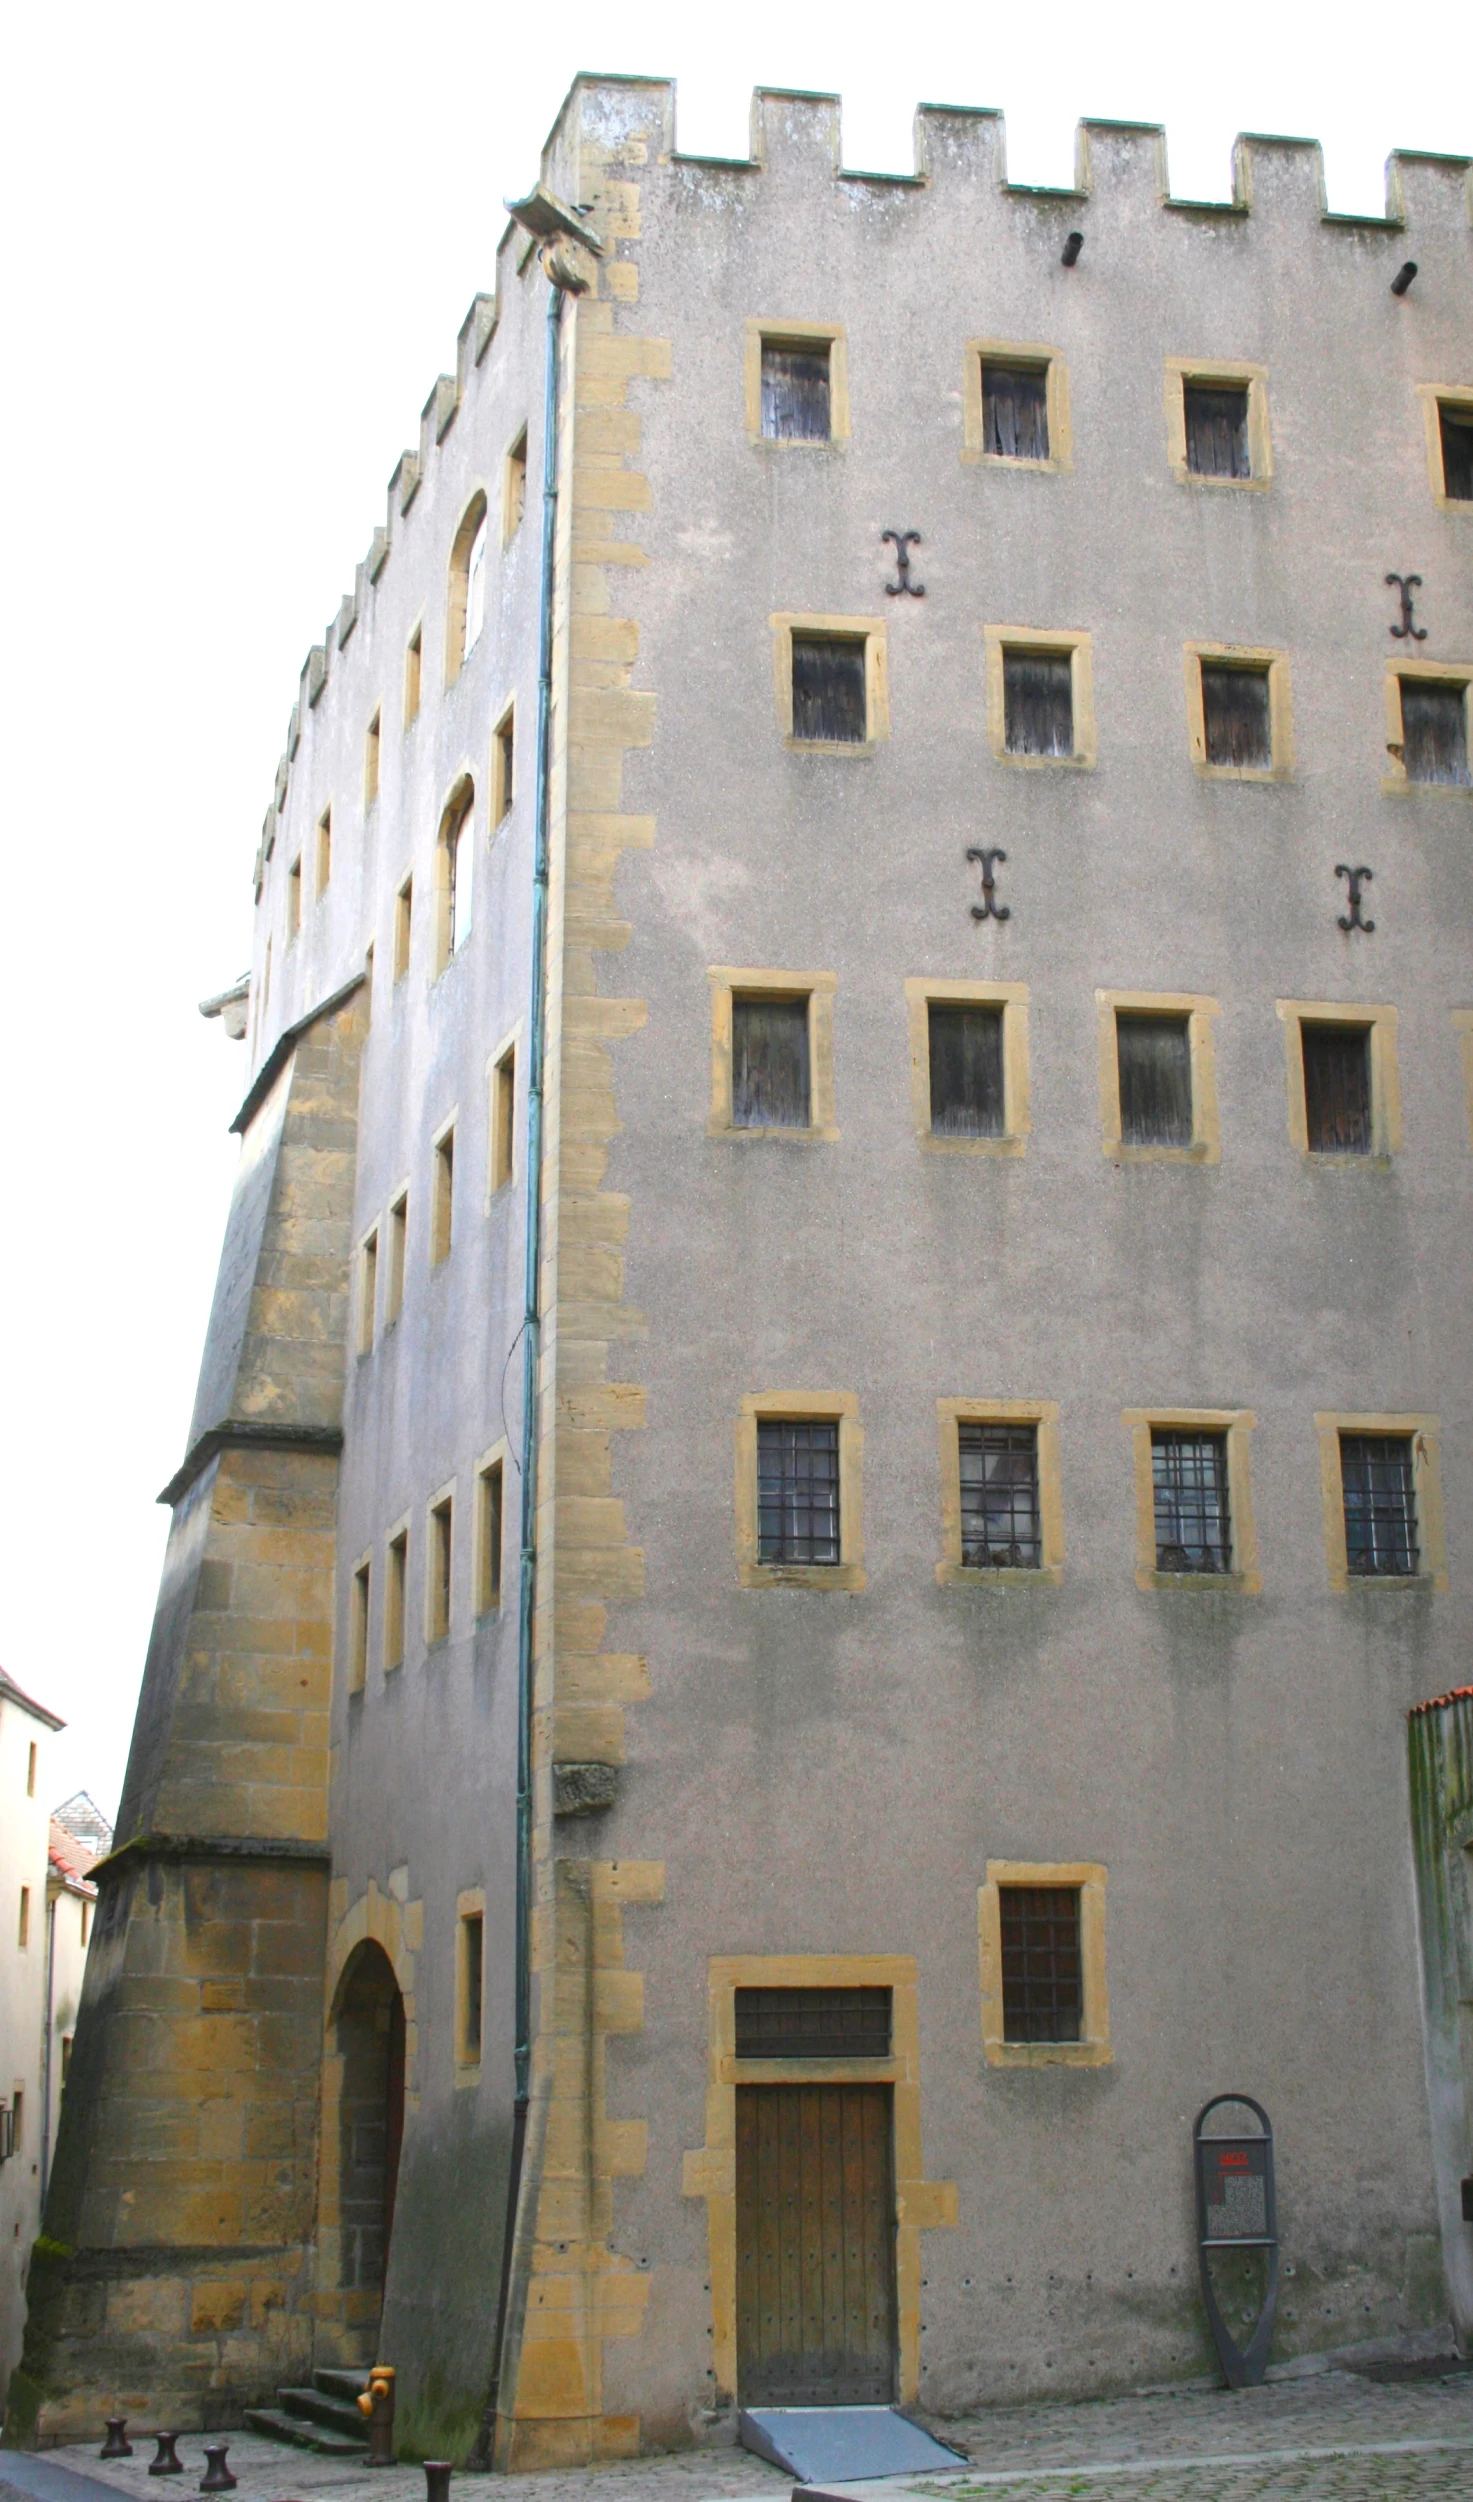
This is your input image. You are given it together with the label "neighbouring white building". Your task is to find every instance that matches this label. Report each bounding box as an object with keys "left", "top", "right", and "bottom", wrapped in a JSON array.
[{"left": 0, "top": 1668, "right": 64, "bottom": 2414}]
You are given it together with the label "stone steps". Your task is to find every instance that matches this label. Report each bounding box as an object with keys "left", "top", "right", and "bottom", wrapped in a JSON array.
[{"left": 244, "top": 2369, "right": 371, "bottom": 2458}]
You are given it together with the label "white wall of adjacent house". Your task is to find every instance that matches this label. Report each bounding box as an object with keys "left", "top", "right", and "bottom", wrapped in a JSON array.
[
  {"left": 0, "top": 1689, "right": 54, "bottom": 2412},
  {"left": 43, "top": 1874, "right": 94, "bottom": 2202}
]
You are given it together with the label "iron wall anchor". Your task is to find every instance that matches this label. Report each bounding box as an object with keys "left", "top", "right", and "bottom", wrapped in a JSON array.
[
  {"left": 882, "top": 529, "right": 925, "bottom": 596},
  {"left": 1386, "top": 573, "right": 1427, "bottom": 640},
  {"left": 1337, "top": 864, "right": 1374, "bottom": 932},
  {"left": 967, "top": 845, "right": 1010, "bottom": 923}
]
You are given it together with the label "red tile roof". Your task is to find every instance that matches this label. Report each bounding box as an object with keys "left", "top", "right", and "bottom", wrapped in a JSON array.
[{"left": 48, "top": 1819, "right": 99, "bottom": 1892}]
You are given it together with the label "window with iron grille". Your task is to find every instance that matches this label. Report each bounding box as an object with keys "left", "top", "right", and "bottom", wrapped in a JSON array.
[
  {"left": 1303, "top": 1024, "right": 1371, "bottom": 1154},
  {"left": 929, "top": 1003, "right": 1004, "bottom": 1137},
  {"left": 1184, "top": 383, "right": 1250, "bottom": 478},
  {"left": 1117, "top": 1015, "right": 1192, "bottom": 1148},
  {"left": 1401, "top": 681, "right": 1471, "bottom": 786},
  {"left": 732, "top": 995, "right": 810, "bottom": 1128},
  {"left": 1152, "top": 1431, "right": 1231, "bottom": 1573},
  {"left": 791, "top": 636, "right": 867, "bottom": 743},
  {"left": 1340, "top": 1435, "right": 1419, "bottom": 1577},
  {"left": 1000, "top": 1886, "right": 1082, "bottom": 2043},
  {"left": 959, "top": 1423, "right": 1041, "bottom": 1568},
  {"left": 735, "top": 1986, "right": 891, "bottom": 2060},
  {"left": 1439, "top": 403, "right": 1473, "bottom": 502},
  {"left": 981, "top": 361, "right": 1049, "bottom": 461},
  {"left": 1003, "top": 650, "right": 1073, "bottom": 757},
  {"left": 761, "top": 341, "right": 832, "bottom": 441},
  {"left": 1202, "top": 664, "right": 1272, "bottom": 769},
  {"left": 757, "top": 1418, "right": 840, "bottom": 1566}
]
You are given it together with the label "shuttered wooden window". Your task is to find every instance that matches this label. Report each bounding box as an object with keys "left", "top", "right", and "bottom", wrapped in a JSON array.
[
  {"left": 959, "top": 1423, "right": 1040, "bottom": 1568},
  {"left": 1202, "top": 664, "right": 1272, "bottom": 769},
  {"left": 1152, "top": 1430, "right": 1231, "bottom": 1572},
  {"left": 1439, "top": 404, "right": 1473, "bottom": 501},
  {"left": 757, "top": 1418, "right": 840, "bottom": 1565},
  {"left": 1303, "top": 1024, "right": 1371, "bottom": 1153},
  {"left": 791, "top": 636, "right": 866, "bottom": 743},
  {"left": 981, "top": 361, "right": 1049, "bottom": 460},
  {"left": 735, "top": 1986, "right": 892, "bottom": 2060},
  {"left": 1003, "top": 650, "right": 1073, "bottom": 757},
  {"left": 732, "top": 995, "right": 810, "bottom": 1128},
  {"left": 761, "top": 342, "right": 831, "bottom": 441},
  {"left": 1117, "top": 1015, "right": 1192, "bottom": 1148},
  {"left": 1000, "top": 1886, "right": 1082, "bottom": 2043},
  {"left": 1184, "top": 383, "right": 1250, "bottom": 478},
  {"left": 928, "top": 1003, "right": 1004, "bottom": 1137},
  {"left": 1401, "top": 681, "right": 1470, "bottom": 786}
]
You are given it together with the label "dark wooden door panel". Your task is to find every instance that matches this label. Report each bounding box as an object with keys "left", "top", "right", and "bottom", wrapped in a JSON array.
[{"left": 736, "top": 2082, "right": 896, "bottom": 2406}]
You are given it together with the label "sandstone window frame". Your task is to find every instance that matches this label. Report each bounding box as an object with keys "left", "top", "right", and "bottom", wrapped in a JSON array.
[
  {"left": 364, "top": 707, "right": 381, "bottom": 808},
  {"left": 404, "top": 618, "right": 423, "bottom": 730},
  {"left": 487, "top": 1028, "right": 520, "bottom": 1199},
  {"left": 1417, "top": 384, "right": 1473, "bottom": 512},
  {"left": 445, "top": 489, "right": 489, "bottom": 686},
  {"left": 435, "top": 776, "right": 475, "bottom": 973},
  {"left": 384, "top": 1519, "right": 409, "bottom": 1673},
  {"left": 348, "top": 1554, "right": 371, "bottom": 1697},
  {"left": 493, "top": 705, "right": 515, "bottom": 823},
  {"left": 1314, "top": 1411, "right": 1448, "bottom": 1595},
  {"left": 287, "top": 854, "right": 302, "bottom": 942},
  {"left": 770, "top": 613, "right": 888, "bottom": 755},
  {"left": 962, "top": 339, "right": 1072, "bottom": 472},
  {"left": 745, "top": 317, "right": 850, "bottom": 447},
  {"left": 315, "top": 805, "right": 333, "bottom": 898},
  {"left": 430, "top": 1114, "right": 456, "bottom": 1266},
  {"left": 904, "top": 978, "right": 1031, "bottom": 1157},
  {"left": 1277, "top": 1000, "right": 1402, "bottom": 1164},
  {"left": 356, "top": 1224, "right": 378, "bottom": 1356},
  {"left": 1183, "top": 643, "right": 1293, "bottom": 781},
  {"left": 978, "top": 1862, "right": 1110, "bottom": 2069},
  {"left": 1096, "top": 990, "right": 1221, "bottom": 1165},
  {"left": 455, "top": 1889, "right": 486, "bottom": 2079},
  {"left": 1383, "top": 660, "right": 1473, "bottom": 797},
  {"left": 393, "top": 875, "right": 413, "bottom": 983},
  {"left": 1453, "top": 1011, "right": 1473, "bottom": 1147},
  {"left": 936, "top": 1398, "right": 1063, "bottom": 1589},
  {"left": 984, "top": 625, "right": 1096, "bottom": 770},
  {"left": 503, "top": 426, "right": 528, "bottom": 543},
  {"left": 1164, "top": 358, "right": 1272, "bottom": 489},
  {"left": 385, "top": 1187, "right": 408, "bottom": 1326},
  {"left": 708, "top": 968, "right": 838, "bottom": 1143},
  {"left": 425, "top": 1481, "right": 455, "bottom": 1645},
  {"left": 1122, "top": 1406, "right": 1260, "bottom": 1594},
  {"left": 474, "top": 1442, "right": 508, "bottom": 1618},
  {"left": 734, "top": 1389, "right": 865, "bottom": 1592}
]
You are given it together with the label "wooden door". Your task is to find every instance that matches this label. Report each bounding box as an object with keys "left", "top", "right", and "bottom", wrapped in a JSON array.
[{"left": 735, "top": 2083, "right": 896, "bottom": 2406}]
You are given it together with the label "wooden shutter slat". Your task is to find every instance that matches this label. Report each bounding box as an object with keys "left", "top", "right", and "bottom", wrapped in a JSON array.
[
  {"left": 1201, "top": 665, "right": 1271, "bottom": 769},
  {"left": 1117, "top": 1015, "right": 1193, "bottom": 1147}
]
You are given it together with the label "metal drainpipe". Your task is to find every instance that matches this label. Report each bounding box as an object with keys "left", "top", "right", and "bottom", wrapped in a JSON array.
[{"left": 480, "top": 265, "right": 564, "bottom": 2457}]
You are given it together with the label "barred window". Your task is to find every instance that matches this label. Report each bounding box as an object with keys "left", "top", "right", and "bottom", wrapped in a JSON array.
[
  {"left": 981, "top": 361, "right": 1049, "bottom": 461},
  {"left": 960, "top": 1423, "right": 1041, "bottom": 1568},
  {"left": 1118, "top": 1015, "right": 1192, "bottom": 1148},
  {"left": 929, "top": 1003, "right": 1004, "bottom": 1138},
  {"left": 1152, "top": 1430, "right": 1231, "bottom": 1573},
  {"left": 1184, "top": 383, "right": 1250, "bottom": 479},
  {"left": 1303, "top": 1025, "right": 1371, "bottom": 1154},
  {"left": 791, "top": 636, "right": 867, "bottom": 743},
  {"left": 1003, "top": 650, "right": 1073, "bottom": 757},
  {"left": 735, "top": 1986, "right": 891, "bottom": 2060},
  {"left": 1341, "top": 1434, "right": 1418, "bottom": 1577},
  {"left": 1000, "top": 1885, "right": 1082, "bottom": 2043},
  {"left": 761, "top": 341, "right": 831, "bottom": 441},
  {"left": 757, "top": 1418, "right": 840, "bottom": 1566},
  {"left": 1401, "top": 681, "right": 1471, "bottom": 787},
  {"left": 1202, "top": 664, "right": 1271, "bottom": 769}
]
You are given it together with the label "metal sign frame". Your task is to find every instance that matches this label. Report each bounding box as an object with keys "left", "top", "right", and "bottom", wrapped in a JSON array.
[{"left": 1193, "top": 2092, "right": 1278, "bottom": 2388}]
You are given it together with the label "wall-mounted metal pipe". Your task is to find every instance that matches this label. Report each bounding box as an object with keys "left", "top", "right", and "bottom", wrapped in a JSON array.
[
  {"left": 1061, "top": 231, "right": 1084, "bottom": 267},
  {"left": 1391, "top": 261, "right": 1418, "bottom": 296}
]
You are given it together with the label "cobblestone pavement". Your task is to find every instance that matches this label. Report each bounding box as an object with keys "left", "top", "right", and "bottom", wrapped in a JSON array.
[{"left": 30, "top": 2367, "right": 1473, "bottom": 2502}]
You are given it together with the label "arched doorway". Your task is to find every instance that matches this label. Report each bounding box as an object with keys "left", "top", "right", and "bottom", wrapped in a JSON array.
[{"left": 333, "top": 1940, "right": 406, "bottom": 2324}]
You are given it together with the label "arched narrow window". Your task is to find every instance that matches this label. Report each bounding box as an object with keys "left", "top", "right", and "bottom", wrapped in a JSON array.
[
  {"left": 437, "top": 779, "right": 475, "bottom": 970},
  {"left": 446, "top": 492, "right": 488, "bottom": 685}
]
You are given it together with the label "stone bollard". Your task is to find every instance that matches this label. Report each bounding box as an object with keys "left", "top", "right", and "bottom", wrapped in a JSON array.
[
  {"left": 199, "top": 2444, "right": 238, "bottom": 2493},
  {"left": 100, "top": 2421, "right": 133, "bottom": 2460},
  {"left": 356, "top": 2364, "right": 396, "bottom": 2467},
  {"left": 423, "top": 2466, "right": 452, "bottom": 2502},
  {"left": 148, "top": 2434, "right": 185, "bottom": 2477}
]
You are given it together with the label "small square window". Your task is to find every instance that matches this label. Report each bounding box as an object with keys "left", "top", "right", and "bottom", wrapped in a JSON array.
[
  {"left": 494, "top": 709, "right": 515, "bottom": 822},
  {"left": 981, "top": 361, "right": 1049, "bottom": 461},
  {"left": 365, "top": 709, "right": 381, "bottom": 807},
  {"left": 459, "top": 1911, "right": 484, "bottom": 2061},
  {"left": 757, "top": 1418, "right": 841, "bottom": 1567},
  {"left": 385, "top": 1528, "right": 408, "bottom": 1671},
  {"left": 1184, "top": 383, "right": 1250, "bottom": 479},
  {"left": 928, "top": 1003, "right": 1004, "bottom": 1139},
  {"left": 357, "top": 1228, "right": 378, "bottom": 1354},
  {"left": 959, "top": 1423, "right": 1041, "bottom": 1569},
  {"left": 1400, "top": 680, "right": 1470, "bottom": 787},
  {"left": 1303, "top": 1024, "right": 1371, "bottom": 1154},
  {"left": 476, "top": 1458, "right": 504, "bottom": 1615},
  {"left": 431, "top": 1125, "right": 455, "bottom": 1264},
  {"left": 791, "top": 636, "right": 867, "bottom": 744},
  {"left": 760, "top": 339, "right": 831, "bottom": 441},
  {"left": 999, "top": 1885, "right": 1082, "bottom": 2044},
  {"left": 287, "top": 856, "right": 302, "bottom": 940},
  {"left": 428, "top": 1495, "right": 452, "bottom": 1642},
  {"left": 1340, "top": 1434, "right": 1418, "bottom": 1577},
  {"left": 732, "top": 994, "right": 811, "bottom": 1129},
  {"left": 1117, "top": 1014, "right": 1192, "bottom": 1149},
  {"left": 1201, "top": 665, "right": 1271, "bottom": 770},
  {"left": 1152, "top": 1430, "right": 1231, "bottom": 1574},
  {"left": 349, "top": 1560, "right": 370, "bottom": 1695},
  {"left": 394, "top": 877, "right": 413, "bottom": 982},
  {"left": 1003, "top": 649, "right": 1073, "bottom": 758},
  {"left": 386, "top": 1191, "right": 407, "bottom": 1324},
  {"left": 1438, "top": 402, "right": 1473, "bottom": 502},
  {"left": 404, "top": 624, "right": 423, "bottom": 729}
]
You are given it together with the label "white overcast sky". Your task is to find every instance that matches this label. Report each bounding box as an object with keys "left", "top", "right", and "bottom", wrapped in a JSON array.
[{"left": 1, "top": 0, "right": 1467, "bottom": 1820}]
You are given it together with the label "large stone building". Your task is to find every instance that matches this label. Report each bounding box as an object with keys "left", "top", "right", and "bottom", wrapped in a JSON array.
[{"left": 15, "top": 74, "right": 1473, "bottom": 2469}]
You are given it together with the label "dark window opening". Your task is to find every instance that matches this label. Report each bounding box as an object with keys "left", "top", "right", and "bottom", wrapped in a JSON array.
[
  {"left": 1439, "top": 404, "right": 1473, "bottom": 502},
  {"left": 1003, "top": 650, "right": 1073, "bottom": 757},
  {"left": 757, "top": 1417, "right": 840, "bottom": 1566},
  {"left": 732, "top": 995, "right": 810, "bottom": 1129},
  {"left": 1152, "top": 1430, "right": 1231, "bottom": 1573},
  {"left": 462, "top": 1913, "right": 484, "bottom": 2058},
  {"left": 1202, "top": 664, "right": 1272, "bottom": 769},
  {"left": 1118, "top": 1015, "right": 1193, "bottom": 1148},
  {"left": 1000, "top": 1886, "right": 1082, "bottom": 2043},
  {"left": 928, "top": 1003, "right": 1004, "bottom": 1138},
  {"left": 735, "top": 1986, "right": 891, "bottom": 2060},
  {"left": 761, "top": 341, "right": 832, "bottom": 441},
  {"left": 1401, "top": 681, "right": 1470, "bottom": 787},
  {"left": 792, "top": 636, "right": 866, "bottom": 743},
  {"left": 1341, "top": 1434, "right": 1419, "bottom": 1578},
  {"left": 982, "top": 361, "right": 1049, "bottom": 461},
  {"left": 1303, "top": 1023, "right": 1371, "bottom": 1154},
  {"left": 1184, "top": 383, "right": 1250, "bottom": 479},
  {"left": 960, "top": 1423, "right": 1041, "bottom": 1568}
]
